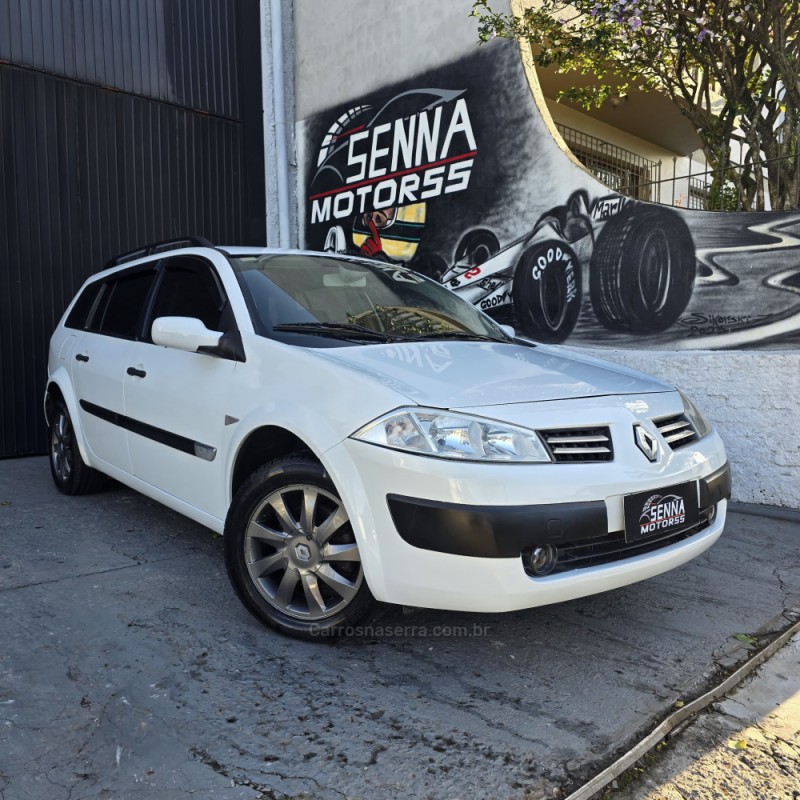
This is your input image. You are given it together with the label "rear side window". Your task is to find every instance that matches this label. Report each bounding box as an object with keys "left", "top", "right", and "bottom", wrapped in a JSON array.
[
  {"left": 65, "top": 281, "right": 103, "bottom": 330},
  {"left": 88, "top": 268, "right": 157, "bottom": 339}
]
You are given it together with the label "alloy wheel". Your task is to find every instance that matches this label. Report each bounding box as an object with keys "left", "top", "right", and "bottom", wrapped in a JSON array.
[
  {"left": 51, "top": 409, "right": 74, "bottom": 483},
  {"left": 244, "top": 483, "right": 363, "bottom": 621}
]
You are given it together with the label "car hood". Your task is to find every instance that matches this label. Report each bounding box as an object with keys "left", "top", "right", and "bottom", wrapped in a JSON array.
[{"left": 308, "top": 340, "right": 673, "bottom": 408}]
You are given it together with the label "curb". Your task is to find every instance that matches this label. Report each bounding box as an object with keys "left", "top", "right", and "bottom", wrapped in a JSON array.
[
  {"left": 728, "top": 502, "right": 800, "bottom": 523},
  {"left": 562, "top": 616, "right": 800, "bottom": 800}
]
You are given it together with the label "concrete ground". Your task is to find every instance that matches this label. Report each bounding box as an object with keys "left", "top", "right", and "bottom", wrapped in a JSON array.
[{"left": 1, "top": 456, "right": 799, "bottom": 800}]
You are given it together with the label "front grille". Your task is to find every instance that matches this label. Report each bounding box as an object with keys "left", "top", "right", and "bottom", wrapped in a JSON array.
[
  {"left": 540, "top": 427, "right": 613, "bottom": 462},
  {"left": 522, "top": 512, "right": 713, "bottom": 576},
  {"left": 654, "top": 414, "right": 698, "bottom": 449}
]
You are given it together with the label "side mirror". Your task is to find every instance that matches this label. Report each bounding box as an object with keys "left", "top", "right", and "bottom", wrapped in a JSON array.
[{"left": 151, "top": 317, "right": 223, "bottom": 353}]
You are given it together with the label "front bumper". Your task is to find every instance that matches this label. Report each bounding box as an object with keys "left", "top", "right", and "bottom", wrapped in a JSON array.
[
  {"left": 386, "top": 461, "right": 731, "bottom": 560},
  {"left": 322, "top": 401, "right": 730, "bottom": 612}
]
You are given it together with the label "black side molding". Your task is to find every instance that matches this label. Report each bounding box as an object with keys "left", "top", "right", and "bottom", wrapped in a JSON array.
[{"left": 79, "top": 400, "right": 217, "bottom": 462}]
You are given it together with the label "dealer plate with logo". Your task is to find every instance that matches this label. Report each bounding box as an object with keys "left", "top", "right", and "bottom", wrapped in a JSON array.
[{"left": 623, "top": 481, "right": 699, "bottom": 544}]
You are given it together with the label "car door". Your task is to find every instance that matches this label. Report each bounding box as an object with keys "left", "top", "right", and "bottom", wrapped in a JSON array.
[
  {"left": 124, "top": 255, "right": 238, "bottom": 519},
  {"left": 71, "top": 266, "right": 159, "bottom": 474}
]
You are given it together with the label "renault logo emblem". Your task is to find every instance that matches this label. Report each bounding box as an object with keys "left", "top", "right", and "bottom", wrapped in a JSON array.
[
  {"left": 634, "top": 425, "right": 659, "bottom": 462},
  {"left": 294, "top": 543, "right": 312, "bottom": 563}
]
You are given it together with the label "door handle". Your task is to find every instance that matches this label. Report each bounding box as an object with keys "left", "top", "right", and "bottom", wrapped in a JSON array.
[
  {"left": 126, "top": 367, "right": 147, "bottom": 378},
  {"left": 75, "top": 353, "right": 89, "bottom": 362}
]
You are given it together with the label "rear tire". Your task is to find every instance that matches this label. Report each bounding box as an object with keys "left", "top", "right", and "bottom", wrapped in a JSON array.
[
  {"left": 224, "top": 454, "right": 374, "bottom": 640},
  {"left": 454, "top": 229, "right": 500, "bottom": 268},
  {"left": 49, "top": 399, "right": 107, "bottom": 495},
  {"left": 512, "top": 239, "right": 582, "bottom": 343},
  {"left": 590, "top": 206, "right": 695, "bottom": 332},
  {"left": 412, "top": 251, "right": 448, "bottom": 282}
]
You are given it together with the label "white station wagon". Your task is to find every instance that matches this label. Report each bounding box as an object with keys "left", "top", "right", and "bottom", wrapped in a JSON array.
[{"left": 46, "top": 238, "right": 731, "bottom": 638}]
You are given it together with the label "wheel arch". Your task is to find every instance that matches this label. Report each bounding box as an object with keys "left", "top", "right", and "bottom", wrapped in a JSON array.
[
  {"left": 229, "top": 425, "right": 318, "bottom": 505},
  {"left": 44, "top": 374, "right": 93, "bottom": 466},
  {"left": 44, "top": 380, "right": 63, "bottom": 426}
]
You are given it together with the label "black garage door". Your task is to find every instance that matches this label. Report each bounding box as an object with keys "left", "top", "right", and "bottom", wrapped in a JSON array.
[{"left": 0, "top": 0, "right": 266, "bottom": 456}]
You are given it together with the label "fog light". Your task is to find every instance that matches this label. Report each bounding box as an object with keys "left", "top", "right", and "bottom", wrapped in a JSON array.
[{"left": 528, "top": 544, "right": 559, "bottom": 576}]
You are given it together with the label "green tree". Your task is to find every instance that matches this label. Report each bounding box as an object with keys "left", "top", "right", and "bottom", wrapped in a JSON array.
[{"left": 472, "top": 0, "right": 800, "bottom": 210}]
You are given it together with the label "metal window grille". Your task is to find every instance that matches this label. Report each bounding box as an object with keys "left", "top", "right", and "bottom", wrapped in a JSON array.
[
  {"left": 688, "top": 177, "right": 709, "bottom": 209},
  {"left": 556, "top": 124, "right": 661, "bottom": 201}
]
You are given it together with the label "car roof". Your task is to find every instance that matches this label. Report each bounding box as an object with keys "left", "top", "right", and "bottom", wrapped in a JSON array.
[
  {"left": 219, "top": 246, "right": 350, "bottom": 259},
  {"left": 85, "top": 246, "right": 392, "bottom": 285}
]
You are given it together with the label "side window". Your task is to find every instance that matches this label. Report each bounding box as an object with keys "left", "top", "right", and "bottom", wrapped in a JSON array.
[
  {"left": 88, "top": 268, "right": 158, "bottom": 339},
  {"left": 150, "top": 256, "right": 228, "bottom": 333},
  {"left": 65, "top": 280, "right": 103, "bottom": 330}
]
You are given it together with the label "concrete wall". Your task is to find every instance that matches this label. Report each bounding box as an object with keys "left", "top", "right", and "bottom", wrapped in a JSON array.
[
  {"left": 292, "top": 3, "right": 800, "bottom": 507},
  {"left": 574, "top": 349, "right": 800, "bottom": 508},
  {"left": 294, "top": 0, "right": 493, "bottom": 120}
]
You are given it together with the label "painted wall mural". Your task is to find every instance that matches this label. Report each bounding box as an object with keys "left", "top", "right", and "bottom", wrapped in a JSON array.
[{"left": 300, "top": 40, "right": 800, "bottom": 350}]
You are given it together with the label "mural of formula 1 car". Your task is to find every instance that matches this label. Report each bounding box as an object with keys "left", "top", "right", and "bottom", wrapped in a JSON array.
[
  {"left": 431, "top": 190, "right": 697, "bottom": 343},
  {"left": 325, "top": 189, "right": 697, "bottom": 343}
]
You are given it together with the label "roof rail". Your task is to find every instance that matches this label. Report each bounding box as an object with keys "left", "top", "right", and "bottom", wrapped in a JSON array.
[{"left": 103, "top": 236, "right": 215, "bottom": 270}]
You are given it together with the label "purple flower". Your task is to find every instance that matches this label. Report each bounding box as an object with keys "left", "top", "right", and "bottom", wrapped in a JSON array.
[
  {"left": 697, "top": 28, "right": 709, "bottom": 41},
  {"left": 628, "top": 16, "right": 642, "bottom": 28}
]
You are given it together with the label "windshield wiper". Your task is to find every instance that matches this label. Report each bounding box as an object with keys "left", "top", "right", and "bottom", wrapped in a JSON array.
[
  {"left": 412, "top": 330, "right": 501, "bottom": 342},
  {"left": 273, "top": 322, "right": 504, "bottom": 344},
  {"left": 272, "top": 322, "right": 408, "bottom": 342}
]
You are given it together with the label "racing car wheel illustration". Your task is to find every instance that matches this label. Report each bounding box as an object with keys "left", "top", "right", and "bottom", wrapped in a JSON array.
[
  {"left": 412, "top": 251, "right": 449, "bottom": 281},
  {"left": 589, "top": 206, "right": 696, "bottom": 333},
  {"left": 454, "top": 229, "right": 500, "bottom": 268},
  {"left": 512, "top": 239, "right": 582, "bottom": 343}
]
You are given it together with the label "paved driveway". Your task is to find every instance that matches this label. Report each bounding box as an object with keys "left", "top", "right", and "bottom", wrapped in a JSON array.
[{"left": 2, "top": 457, "right": 798, "bottom": 800}]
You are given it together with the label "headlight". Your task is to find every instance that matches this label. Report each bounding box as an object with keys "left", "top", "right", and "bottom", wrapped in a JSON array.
[
  {"left": 351, "top": 407, "right": 552, "bottom": 462},
  {"left": 678, "top": 390, "right": 712, "bottom": 439}
]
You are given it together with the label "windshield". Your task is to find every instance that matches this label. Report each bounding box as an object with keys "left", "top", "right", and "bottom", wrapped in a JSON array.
[{"left": 231, "top": 253, "right": 512, "bottom": 346}]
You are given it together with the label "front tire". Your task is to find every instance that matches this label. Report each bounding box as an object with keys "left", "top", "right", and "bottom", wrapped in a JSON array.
[
  {"left": 49, "top": 399, "right": 107, "bottom": 495},
  {"left": 224, "top": 455, "right": 374, "bottom": 640},
  {"left": 512, "top": 239, "right": 582, "bottom": 343}
]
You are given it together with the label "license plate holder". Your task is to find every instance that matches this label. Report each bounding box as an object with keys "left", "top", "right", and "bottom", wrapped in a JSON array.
[{"left": 623, "top": 481, "right": 699, "bottom": 544}]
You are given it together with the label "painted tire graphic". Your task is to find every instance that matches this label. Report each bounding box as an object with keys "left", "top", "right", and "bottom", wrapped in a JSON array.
[
  {"left": 590, "top": 206, "right": 696, "bottom": 333},
  {"left": 454, "top": 229, "right": 500, "bottom": 268},
  {"left": 512, "top": 239, "right": 582, "bottom": 343}
]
